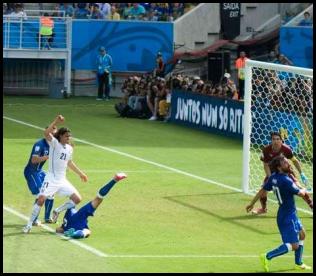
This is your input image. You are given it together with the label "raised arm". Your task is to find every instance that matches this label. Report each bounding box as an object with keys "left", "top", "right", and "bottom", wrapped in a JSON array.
[{"left": 44, "top": 115, "right": 64, "bottom": 142}]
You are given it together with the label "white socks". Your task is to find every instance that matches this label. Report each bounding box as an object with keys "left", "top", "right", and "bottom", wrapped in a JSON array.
[
  {"left": 27, "top": 204, "right": 41, "bottom": 227},
  {"left": 54, "top": 200, "right": 75, "bottom": 213}
]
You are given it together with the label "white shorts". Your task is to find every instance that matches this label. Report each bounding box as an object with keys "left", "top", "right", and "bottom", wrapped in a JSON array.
[{"left": 39, "top": 174, "right": 79, "bottom": 198}]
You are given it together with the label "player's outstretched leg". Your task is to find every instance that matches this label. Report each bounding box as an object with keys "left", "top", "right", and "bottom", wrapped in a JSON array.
[{"left": 90, "top": 172, "right": 127, "bottom": 210}]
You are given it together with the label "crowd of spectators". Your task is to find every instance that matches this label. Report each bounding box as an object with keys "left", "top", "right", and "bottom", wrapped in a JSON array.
[
  {"left": 116, "top": 71, "right": 239, "bottom": 121},
  {"left": 3, "top": 3, "right": 27, "bottom": 19},
  {"left": 51, "top": 3, "right": 197, "bottom": 21},
  {"left": 251, "top": 68, "right": 313, "bottom": 117}
]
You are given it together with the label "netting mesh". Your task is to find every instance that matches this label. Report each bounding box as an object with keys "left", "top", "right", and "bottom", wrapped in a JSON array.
[{"left": 249, "top": 66, "right": 313, "bottom": 193}]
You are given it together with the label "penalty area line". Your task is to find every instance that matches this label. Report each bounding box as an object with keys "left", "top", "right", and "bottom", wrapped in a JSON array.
[{"left": 3, "top": 205, "right": 108, "bottom": 257}]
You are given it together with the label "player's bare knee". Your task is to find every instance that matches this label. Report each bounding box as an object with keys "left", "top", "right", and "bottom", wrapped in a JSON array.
[
  {"left": 299, "top": 229, "right": 306, "bottom": 240},
  {"left": 291, "top": 243, "right": 299, "bottom": 251},
  {"left": 70, "top": 193, "right": 81, "bottom": 204},
  {"left": 37, "top": 195, "right": 46, "bottom": 206}
]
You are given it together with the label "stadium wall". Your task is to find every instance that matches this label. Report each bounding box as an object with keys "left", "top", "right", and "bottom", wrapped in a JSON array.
[
  {"left": 280, "top": 26, "right": 313, "bottom": 68},
  {"left": 71, "top": 20, "right": 174, "bottom": 72}
]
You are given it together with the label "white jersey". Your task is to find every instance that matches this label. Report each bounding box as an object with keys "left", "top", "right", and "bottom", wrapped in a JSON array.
[{"left": 47, "top": 135, "right": 73, "bottom": 181}]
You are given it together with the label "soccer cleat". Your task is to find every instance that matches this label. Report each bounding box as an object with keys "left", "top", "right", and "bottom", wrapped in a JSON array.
[
  {"left": 114, "top": 172, "right": 127, "bottom": 182},
  {"left": 148, "top": 116, "right": 157, "bottom": 121},
  {"left": 295, "top": 263, "right": 311, "bottom": 270},
  {"left": 32, "top": 219, "right": 41, "bottom": 226},
  {"left": 22, "top": 225, "right": 32, "bottom": 234},
  {"left": 52, "top": 210, "right": 59, "bottom": 223},
  {"left": 252, "top": 208, "right": 267, "bottom": 215},
  {"left": 64, "top": 228, "right": 75, "bottom": 237},
  {"left": 45, "top": 218, "right": 55, "bottom": 224},
  {"left": 260, "top": 253, "right": 270, "bottom": 272}
]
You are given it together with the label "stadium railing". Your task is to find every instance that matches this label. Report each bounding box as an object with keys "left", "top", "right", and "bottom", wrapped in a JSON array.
[{"left": 3, "top": 15, "right": 68, "bottom": 50}]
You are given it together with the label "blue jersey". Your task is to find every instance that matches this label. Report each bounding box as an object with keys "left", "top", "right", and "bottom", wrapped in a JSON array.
[
  {"left": 62, "top": 202, "right": 95, "bottom": 231},
  {"left": 263, "top": 172, "right": 302, "bottom": 243},
  {"left": 24, "top": 138, "right": 49, "bottom": 172},
  {"left": 263, "top": 172, "right": 300, "bottom": 216},
  {"left": 24, "top": 138, "right": 50, "bottom": 195}
]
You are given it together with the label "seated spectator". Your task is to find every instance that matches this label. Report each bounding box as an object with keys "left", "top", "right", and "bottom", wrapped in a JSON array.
[
  {"left": 149, "top": 79, "right": 167, "bottom": 121},
  {"left": 121, "top": 76, "right": 137, "bottom": 104},
  {"left": 144, "top": 9, "right": 159, "bottom": 21},
  {"left": 74, "top": 3, "right": 90, "bottom": 19},
  {"left": 128, "top": 79, "right": 147, "bottom": 111},
  {"left": 170, "top": 3, "right": 184, "bottom": 20},
  {"left": 158, "top": 88, "right": 171, "bottom": 119},
  {"left": 128, "top": 3, "right": 146, "bottom": 20},
  {"left": 221, "top": 73, "right": 237, "bottom": 99},
  {"left": 60, "top": 3, "right": 74, "bottom": 17},
  {"left": 96, "top": 3, "right": 111, "bottom": 19},
  {"left": 298, "top": 11, "right": 313, "bottom": 26},
  {"left": 275, "top": 53, "right": 293, "bottom": 66},
  {"left": 122, "top": 3, "right": 133, "bottom": 19},
  {"left": 8, "top": 3, "right": 27, "bottom": 20},
  {"left": 201, "top": 83, "right": 213, "bottom": 95},
  {"left": 267, "top": 50, "right": 278, "bottom": 63},
  {"left": 109, "top": 5, "right": 120, "bottom": 20},
  {"left": 90, "top": 4, "right": 104, "bottom": 19}
]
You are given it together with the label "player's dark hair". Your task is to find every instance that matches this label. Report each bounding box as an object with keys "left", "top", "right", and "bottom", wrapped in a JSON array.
[
  {"left": 54, "top": 127, "right": 71, "bottom": 142},
  {"left": 270, "top": 131, "right": 282, "bottom": 140},
  {"left": 269, "top": 155, "right": 285, "bottom": 173}
]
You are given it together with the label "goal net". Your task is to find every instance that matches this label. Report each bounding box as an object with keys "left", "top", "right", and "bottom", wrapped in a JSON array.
[{"left": 242, "top": 60, "right": 313, "bottom": 194}]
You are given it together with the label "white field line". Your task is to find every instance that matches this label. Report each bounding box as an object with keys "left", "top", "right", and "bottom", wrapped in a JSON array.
[
  {"left": 3, "top": 205, "right": 108, "bottom": 257},
  {"left": 5, "top": 168, "right": 175, "bottom": 174},
  {"left": 3, "top": 115, "right": 313, "bottom": 217},
  {"left": 3, "top": 206, "right": 313, "bottom": 259}
]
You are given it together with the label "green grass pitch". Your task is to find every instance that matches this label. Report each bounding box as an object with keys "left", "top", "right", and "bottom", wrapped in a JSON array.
[{"left": 3, "top": 96, "right": 313, "bottom": 272}]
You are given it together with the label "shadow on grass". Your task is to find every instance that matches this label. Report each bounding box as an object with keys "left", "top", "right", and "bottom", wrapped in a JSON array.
[
  {"left": 163, "top": 192, "right": 275, "bottom": 235},
  {"left": 3, "top": 223, "right": 55, "bottom": 238}
]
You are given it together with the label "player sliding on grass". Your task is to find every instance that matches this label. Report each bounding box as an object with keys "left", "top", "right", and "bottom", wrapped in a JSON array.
[
  {"left": 252, "top": 132, "right": 311, "bottom": 215},
  {"left": 246, "top": 155, "right": 311, "bottom": 272},
  {"left": 23, "top": 115, "right": 88, "bottom": 233},
  {"left": 56, "top": 172, "right": 127, "bottom": 239}
]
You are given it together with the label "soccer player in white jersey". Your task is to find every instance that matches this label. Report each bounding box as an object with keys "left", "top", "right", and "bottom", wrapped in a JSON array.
[{"left": 23, "top": 115, "right": 88, "bottom": 233}]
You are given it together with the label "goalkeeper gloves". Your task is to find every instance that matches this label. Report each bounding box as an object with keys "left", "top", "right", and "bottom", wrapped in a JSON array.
[{"left": 300, "top": 173, "right": 308, "bottom": 185}]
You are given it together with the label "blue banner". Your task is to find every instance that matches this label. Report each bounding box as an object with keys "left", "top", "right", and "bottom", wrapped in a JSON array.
[
  {"left": 280, "top": 26, "right": 313, "bottom": 68},
  {"left": 71, "top": 20, "right": 173, "bottom": 72},
  {"left": 170, "top": 90, "right": 244, "bottom": 139}
]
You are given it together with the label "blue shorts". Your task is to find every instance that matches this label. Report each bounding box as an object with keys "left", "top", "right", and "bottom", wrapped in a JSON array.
[
  {"left": 63, "top": 202, "right": 96, "bottom": 231},
  {"left": 277, "top": 213, "right": 302, "bottom": 244},
  {"left": 24, "top": 169, "right": 46, "bottom": 195}
]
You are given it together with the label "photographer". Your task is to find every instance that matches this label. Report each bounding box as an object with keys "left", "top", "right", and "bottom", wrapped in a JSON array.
[{"left": 96, "top": 46, "right": 113, "bottom": 100}]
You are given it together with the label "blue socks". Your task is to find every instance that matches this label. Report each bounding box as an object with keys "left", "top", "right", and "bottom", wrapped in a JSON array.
[
  {"left": 98, "top": 179, "right": 117, "bottom": 197},
  {"left": 295, "top": 242, "right": 304, "bottom": 265},
  {"left": 44, "top": 198, "right": 54, "bottom": 221},
  {"left": 266, "top": 243, "right": 289, "bottom": 260}
]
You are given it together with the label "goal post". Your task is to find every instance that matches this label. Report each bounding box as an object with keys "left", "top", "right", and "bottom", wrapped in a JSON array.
[{"left": 242, "top": 60, "right": 313, "bottom": 194}]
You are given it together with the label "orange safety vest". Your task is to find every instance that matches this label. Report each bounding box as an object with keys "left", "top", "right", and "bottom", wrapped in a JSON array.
[
  {"left": 40, "top": 17, "right": 54, "bottom": 28},
  {"left": 235, "top": 57, "right": 247, "bottom": 69},
  {"left": 40, "top": 17, "right": 54, "bottom": 36}
]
